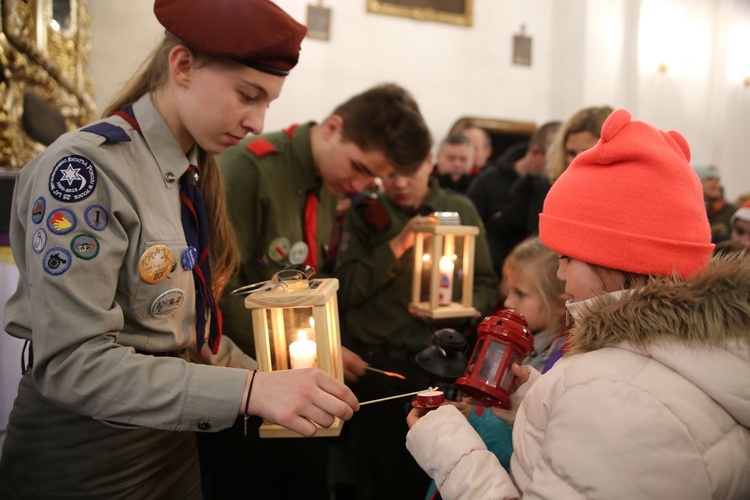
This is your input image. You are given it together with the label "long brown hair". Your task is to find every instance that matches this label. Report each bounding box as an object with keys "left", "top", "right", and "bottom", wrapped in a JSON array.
[{"left": 103, "top": 34, "right": 238, "bottom": 299}]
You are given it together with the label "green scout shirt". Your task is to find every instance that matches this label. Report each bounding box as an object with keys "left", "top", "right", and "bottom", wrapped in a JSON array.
[
  {"left": 334, "top": 178, "right": 498, "bottom": 354},
  {"left": 218, "top": 122, "right": 338, "bottom": 357}
]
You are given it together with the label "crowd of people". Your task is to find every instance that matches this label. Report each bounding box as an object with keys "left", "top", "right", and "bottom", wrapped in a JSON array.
[{"left": 1, "top": 1, "right": 748, "bottom": 499}]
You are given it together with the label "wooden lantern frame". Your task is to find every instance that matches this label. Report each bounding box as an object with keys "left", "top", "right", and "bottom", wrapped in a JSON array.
[
  {"left": 244, "top": 278, "right": 344, "bottom": 437},
  {"left": 409, "top": 218, "right": 479, "bottom": 319}
]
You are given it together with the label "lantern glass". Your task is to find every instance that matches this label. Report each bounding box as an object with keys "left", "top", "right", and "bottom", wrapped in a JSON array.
[
  {"left": 263, "top": 306, "right": 318, "bottom": 371},
  {"left": 410, "top": 216, "right": 479, "bottom": 319}
]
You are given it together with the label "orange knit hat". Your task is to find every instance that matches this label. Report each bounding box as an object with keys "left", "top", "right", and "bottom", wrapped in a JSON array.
[{"left": 539, "top": 109, "right": 713, "bottom": 278}]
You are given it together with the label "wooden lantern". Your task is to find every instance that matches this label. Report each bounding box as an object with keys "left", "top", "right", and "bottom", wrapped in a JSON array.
[
  {"left": 409, "top": 212, "right": 479, "bottom": 319},
  {"left": 243, "top": 277, "right": 345, "bottom": 438}
]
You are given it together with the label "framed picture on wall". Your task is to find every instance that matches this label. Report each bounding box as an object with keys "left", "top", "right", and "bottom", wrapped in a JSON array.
[
  {"left": 366, "top": 0, "right": 473, "bottom": 27},
  {"left": 307, "top": 4, "right": 332, "bottom": 41},
  {"left": 513, "top": 26, "right": 532, "bottom": 66}
]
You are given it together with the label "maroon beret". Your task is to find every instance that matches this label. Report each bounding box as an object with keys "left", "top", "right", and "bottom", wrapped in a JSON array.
[{"left": 154, "top": 0, "right": 307, "bottom": 76}]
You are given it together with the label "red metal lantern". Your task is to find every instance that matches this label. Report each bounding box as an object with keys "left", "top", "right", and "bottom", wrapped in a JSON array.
[{"left": 454, "top": 309, "right": 534, "bottom": 408}]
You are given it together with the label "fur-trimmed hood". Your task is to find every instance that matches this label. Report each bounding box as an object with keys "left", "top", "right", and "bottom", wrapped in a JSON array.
[{"left": 568, "top": 253, "right": 750, "bottom": 426}]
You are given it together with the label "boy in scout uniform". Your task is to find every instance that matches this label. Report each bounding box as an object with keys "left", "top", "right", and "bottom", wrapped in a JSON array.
[
  {"left": 332, "top": 153, "right": 498, "bottom": 499},
  {"left": 198, "top": 83, "right": 432, "bottom": 499}
]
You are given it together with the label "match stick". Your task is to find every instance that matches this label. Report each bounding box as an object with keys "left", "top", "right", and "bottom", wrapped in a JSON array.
[
  {"left": 364, "top": 366, "right": 406, "bottom": 380},
  {"left": 359, "top": 389, "right": 430, "bottom": 406}
]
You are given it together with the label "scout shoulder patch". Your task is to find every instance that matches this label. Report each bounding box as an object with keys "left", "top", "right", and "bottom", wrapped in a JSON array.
[
  {"left": 81, "top": 122, "right": 132, "bottom": 144},
  {"left": 246, "top": 138, "right": 278, "bottom": 158},
  {"left": 49, "top": 154, "right": 97, "bottom": 203}
]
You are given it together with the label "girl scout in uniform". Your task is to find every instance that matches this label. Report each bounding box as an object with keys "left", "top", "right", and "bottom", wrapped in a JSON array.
[{"left": 0, "top": 1, "right": 358, "bottom": 498}]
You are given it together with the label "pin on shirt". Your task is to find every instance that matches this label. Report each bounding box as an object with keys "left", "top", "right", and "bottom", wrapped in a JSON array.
[{"left": 139, "top": 244, "right": 175, "bottom": 284}]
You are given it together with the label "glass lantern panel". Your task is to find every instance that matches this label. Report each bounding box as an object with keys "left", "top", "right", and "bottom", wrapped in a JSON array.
[
  {"left": 465, "top": 336, "right": 485, "bottom": 376},
  {"left": 477, "top": 340, "right": 506, "bottom": 384},
  {"left": 264, "top": 306, "right": 317, "bottom": 370},
  {"left": 499, "top": 350, "right": 522, "bottom": 391},
  {"left": 284, "top": 306, "right": 318, "bottom": 370}
]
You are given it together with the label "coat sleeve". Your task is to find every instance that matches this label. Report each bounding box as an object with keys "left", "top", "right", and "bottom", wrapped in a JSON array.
[{"left": 406, "top": 405, "right": 521, "bottom": 500}]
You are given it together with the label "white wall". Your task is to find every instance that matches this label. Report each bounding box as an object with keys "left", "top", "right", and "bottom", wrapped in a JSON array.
[{"left": 88, "top": 0, "right": 750, "bottom": 200}]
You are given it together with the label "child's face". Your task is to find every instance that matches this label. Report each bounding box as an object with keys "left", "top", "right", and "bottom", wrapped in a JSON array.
[
  {"left": 730, "top": 219, "right": 750, "bottom": 250},
  {"left": 557, "top": 256, "right": 625, "bottom": 302},
  {"left": 503, "top": 269, "right": 549, "bottom": 332}
]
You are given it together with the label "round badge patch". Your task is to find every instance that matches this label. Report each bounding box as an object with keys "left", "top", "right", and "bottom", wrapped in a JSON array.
[
  {"left": 42, "top": 247, "right": 72, "bottom": 275},
  {"left": 138, "top": 244, "right": 175, "bottom": 284},
  {"left": 150, "top": 288, "right": 186, "bottom": 318},
  {"left": 182, "top": 246, "right": 198, "bottom": 270},
  {"left": 46, "top": 207, "right": 77, "bottom": 235},
  {"left": 84, "top": 204, "right": 109, "bottom": 231},
  {"left": 71, "top": 233, "right": 100, "bottom": 260},
  {"left": 49, "top": 155, "right": 97, "bottom": 202},
  {"left": 31, "top": 197, "right": 46, "bottom": 224},
  {"left": 267, "top": 236, "right": 291, "bottom": 264},
  {"left": 32, "top": 228, "right": 47, "bottom": 254},
  {"left": 288, "top": 241, "right": 309, "bottom": 265}
]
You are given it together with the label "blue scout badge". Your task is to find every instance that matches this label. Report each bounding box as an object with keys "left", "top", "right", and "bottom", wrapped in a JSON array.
[
  {"left": 71, "top": 233, "right": 100, "bottom": 260},
  {"left": 31, "top": 197, "right": 46, "bottom": 224},
  {"left": 43, "top": 247, "right": 72, "bottom": 275},
  {"left": 46, "top": 207, "right": 77, "bottom": 235},
  {"left": 138, "top": 244, "right": 175, "bottom": 284},
  {"left": 267, "top": 236, "right": 291, "bottom": 265},
  {"left": 288, "top": 241, "right": 309, "bottom": 265},
  {"left": 84, "top": 204, "right": 108, "bottom": 231},
  {"left": 49, "top": 155, "right": 97, "bottom": 203},
  {"left": 182, "top": 246, "right": 198, "bottom": 270},
  {"left": 32, "top": 228, "right": 47, "bottom": 254},
  {"left": 150, "top": 288, "right": 185, "bottom": 318}
]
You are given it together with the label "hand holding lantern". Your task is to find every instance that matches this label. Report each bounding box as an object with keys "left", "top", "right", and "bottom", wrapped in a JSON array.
[{"left": 454, "top": 309, "right": 534, "bottom": 409}]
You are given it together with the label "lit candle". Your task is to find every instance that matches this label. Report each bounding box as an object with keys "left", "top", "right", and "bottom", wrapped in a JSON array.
[
  {"left": 416, "top": 388, "right": 445, "bottom": 408},
  {"left": 289, "top": 330, "right": 317, "bottom": 369},
  {"left": 438, "top": 256, "right": 454, "bottom": 305}
]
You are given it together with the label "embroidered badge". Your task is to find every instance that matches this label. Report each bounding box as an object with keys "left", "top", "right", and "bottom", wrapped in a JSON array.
[
  {"left": 46, "top": 207, "right": 77, "bottom": 235},
  {"left": 32, "top": 228, "right": 47, "bottom": 254},
  {"left": 71, "top": 233, "right": 100, "bottom": 260},
  {"left": 42, "top": 247, "right": 72, "bottom": 275},
  {"left": 84, "top": 204, "right": 108, "bottom": 231},
  {"left": 49, "top": 155, "right": 97, "bottom": 202},
  {"left": 182, "top": 246, "right": 198, "bottom": 270},
  {"left": 138, "top": 244, "right": 175, "bottom": 284},
  {"left": 150, "top": 288, "right": 186, "bottom": 318},
  {"left": 31, "top": 197, "right": 46, "bottom": 224},
  {"left": 288, "top": 241, "right": 309, "bottom": 265}
]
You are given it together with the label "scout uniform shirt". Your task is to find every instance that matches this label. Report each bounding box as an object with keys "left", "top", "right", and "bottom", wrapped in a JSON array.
[
  {"left": 218, "top": 122, "right": 338, "bottom": 357},
  {"left": 334, "top": 178, "right": 498, "bottom": 354},
  {"left": 3, "top": 93, "right": 253, "bottom": 432}
]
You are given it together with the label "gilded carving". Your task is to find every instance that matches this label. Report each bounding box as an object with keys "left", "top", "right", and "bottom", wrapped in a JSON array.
[{"left": 0, "top": 0, "right": 94, "bottom": 170}]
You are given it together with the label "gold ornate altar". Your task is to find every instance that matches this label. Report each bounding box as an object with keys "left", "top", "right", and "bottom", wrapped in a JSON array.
[{"left": 0, "top": 0, "right": 94, "bottom": 171}]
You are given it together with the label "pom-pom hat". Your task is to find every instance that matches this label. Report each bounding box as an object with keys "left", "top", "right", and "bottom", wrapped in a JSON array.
[
  {"left": 539, "top": 109, "right": 713, "bottom": 278},
  {"left": 154, "top": 0, "right": 307, "bottom": 76}
]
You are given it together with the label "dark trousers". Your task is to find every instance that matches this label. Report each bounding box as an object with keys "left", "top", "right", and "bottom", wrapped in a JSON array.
[
  {"left": 330, "top": 339, "right": 432, "bottom": 500},
  {"left": 197, "top": 416, "right": 333, "bottom": 500}
]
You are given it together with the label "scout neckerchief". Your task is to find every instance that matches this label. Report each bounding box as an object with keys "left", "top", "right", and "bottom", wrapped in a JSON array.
[
  {"left": 303, "top": 188, "right": 319, "bottom": 269},
  {"left": 283, "top": 123, "right": 319, "bottom": 270},
  {"left": 113, "top": 106, "right": 222, "bottom": 355}
]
